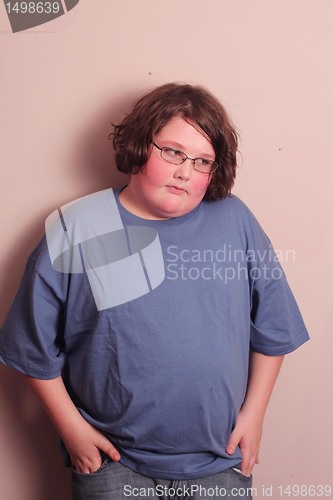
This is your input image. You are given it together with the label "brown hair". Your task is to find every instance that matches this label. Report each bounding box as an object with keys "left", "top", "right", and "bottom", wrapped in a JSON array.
[{"left": 111, "top": 83, "right": 238, "bottom": 200}]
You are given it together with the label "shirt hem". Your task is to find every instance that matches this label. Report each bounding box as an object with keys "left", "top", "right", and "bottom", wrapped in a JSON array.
[
  {"left": 0, "top": 352, "right": 62, "bottom": 380},
  {"left": 119, "top": 456, "right": 242, "bottom": 480},
  {"left": 251, "top": 330, "right": 310, "bottom": 356}
]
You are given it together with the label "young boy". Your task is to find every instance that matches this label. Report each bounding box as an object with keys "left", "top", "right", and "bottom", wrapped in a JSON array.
[{"left": 0, "top": 83, "right": 309, "bottom": 500}]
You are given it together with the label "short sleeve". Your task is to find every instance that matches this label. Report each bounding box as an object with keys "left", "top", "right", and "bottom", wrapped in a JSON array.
[
  {"left": 0, "top": 238, "right": 67, "bottom": 379},
  {"left": 245, "top": 212, "right": 310, "bottom": 355}
]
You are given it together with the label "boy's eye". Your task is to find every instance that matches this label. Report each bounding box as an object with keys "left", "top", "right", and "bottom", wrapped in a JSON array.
[
  {"left": 164, "top": 148, "right": 182, "bottom": 157},
  {"left": 196, "top": 158, "right": 212, "bottom": 166}
]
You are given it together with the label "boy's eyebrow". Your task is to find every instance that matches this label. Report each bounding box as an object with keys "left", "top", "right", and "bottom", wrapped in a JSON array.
[
  {"left": 158, "top": 140, "right": 184, "bottom": 149},
  {"left": 158, "top": 140, "right": 215, "bottom": 159}
]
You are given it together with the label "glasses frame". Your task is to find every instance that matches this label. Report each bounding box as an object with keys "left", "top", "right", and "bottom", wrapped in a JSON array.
[{"left": 152, "top": 142, "right": 219, "bottom": 175}]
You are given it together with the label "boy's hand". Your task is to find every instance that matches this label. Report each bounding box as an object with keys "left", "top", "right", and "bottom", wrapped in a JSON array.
[
  {"left": 22, "top": 375, "right": 121, "bottom": 475},
  {"left": 225, "top": 352, "right": 284, "bottom": 477},
  {"left": 63, "top": 418, "right": 121, "bottom": 474},
  {"left": 225, "top": 408, "right": 262, "bottom": 477}
]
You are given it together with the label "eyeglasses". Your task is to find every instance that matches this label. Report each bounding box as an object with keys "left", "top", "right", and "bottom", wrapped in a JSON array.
[{"left": 152, "top": 142, "right": 219, "bottom": 174}]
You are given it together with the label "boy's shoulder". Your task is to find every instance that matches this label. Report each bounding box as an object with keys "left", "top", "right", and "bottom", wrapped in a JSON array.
[
  {"left": 45, "top": 188, "right": 122, "bottom": 237},
  {"left": 45, "top": 188, "right": 123, "bottom": 273},
  {"left": 206, "top": 193, "right": 256, "bottom": 221},
  {"left": 203, "top": 194, "right": 267, "bottom": 243},
  {"left": 46, "top": 187, "right": 120, "bottom": 228}
]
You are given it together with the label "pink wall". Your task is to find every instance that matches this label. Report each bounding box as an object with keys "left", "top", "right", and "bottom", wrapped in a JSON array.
[{"left": 0, "top": 1, "right": 332, "bottom": 499}]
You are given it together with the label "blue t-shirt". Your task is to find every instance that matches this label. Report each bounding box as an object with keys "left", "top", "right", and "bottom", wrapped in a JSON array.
[{"left": 0, "top": 188, "right": 309, "bottom": 479}]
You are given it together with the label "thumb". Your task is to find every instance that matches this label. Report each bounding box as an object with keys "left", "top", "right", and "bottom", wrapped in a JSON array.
[
  {"left": 226, "top": 431, "right": 240, "bottom": 455},
  {"left": 99, "top": 438, "right": 121, "bottom": 462}
]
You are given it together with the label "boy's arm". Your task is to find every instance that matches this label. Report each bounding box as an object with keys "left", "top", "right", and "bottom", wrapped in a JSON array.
[
  {"left": 226, "top": 351, "right": 284, "bottom": 476},
  {"left": 23, "top": 375, "right": 120, "bottom": 473}
]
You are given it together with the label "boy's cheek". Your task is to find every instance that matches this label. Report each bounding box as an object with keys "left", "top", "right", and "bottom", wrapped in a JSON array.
[{"left": 191, "top": 176, "right": 211, "bottom": 195}]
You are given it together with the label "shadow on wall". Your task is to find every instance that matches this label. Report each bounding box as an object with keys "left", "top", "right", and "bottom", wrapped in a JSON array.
[
  {"left": 0, "top": 365, "right": 72, "bottom": 500},
  {"left": 69, "top": 89, "right": 145, "bottom": 194},
  {"left": 0, "top": 90, "right": 142, "bottom": 500}
]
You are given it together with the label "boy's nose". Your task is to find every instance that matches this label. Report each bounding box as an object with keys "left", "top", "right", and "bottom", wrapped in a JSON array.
[{"left": 174, "top": 159, "right": 193, "bottom": 180}]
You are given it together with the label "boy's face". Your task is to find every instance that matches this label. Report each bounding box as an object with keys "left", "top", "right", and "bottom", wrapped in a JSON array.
[{"left": 121, "top": 116, "right": 214, "bottom": 219}]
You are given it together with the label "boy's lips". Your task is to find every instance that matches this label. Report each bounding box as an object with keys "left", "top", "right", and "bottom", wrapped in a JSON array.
[{"left": 166, "top": 185, "right": 187, "bottom": 194}]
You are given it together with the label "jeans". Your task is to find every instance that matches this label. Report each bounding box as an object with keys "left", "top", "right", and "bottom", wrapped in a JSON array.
[{"left": 71, "top": 458, "right": 253, "bottom": 500}]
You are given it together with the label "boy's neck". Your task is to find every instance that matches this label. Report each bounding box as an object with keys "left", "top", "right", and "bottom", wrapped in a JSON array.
[{"left": 118, "top": 186, "right": 170, "bottom": 221}]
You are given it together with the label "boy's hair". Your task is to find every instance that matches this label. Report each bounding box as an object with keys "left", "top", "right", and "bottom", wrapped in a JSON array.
[{"left": 111, "top": 83, "right": 238, "bottom": 200}]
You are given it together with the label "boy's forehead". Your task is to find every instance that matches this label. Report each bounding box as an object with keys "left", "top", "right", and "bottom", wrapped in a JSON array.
[{"left": 155, "top": 116, "right": 212, "bottom": 147}]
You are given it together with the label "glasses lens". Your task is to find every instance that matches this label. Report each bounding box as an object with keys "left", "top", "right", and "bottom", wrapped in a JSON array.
[
  {"left": 161, "top": 148, "right": 185, "bottom": 164},
  {"left": 194, "top": 159, "right": 216, "bottom": 174}
]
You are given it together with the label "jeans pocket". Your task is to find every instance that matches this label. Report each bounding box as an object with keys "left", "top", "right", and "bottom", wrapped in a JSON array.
[
  {"left": 71, "top": 453, "right": 111, "bottom": 476},
  {"left": 230, "top": 463, "right": 252, "bottom": 481},
  {"left": 92, "top": 453, "right": 111, "bottom": 474}
]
